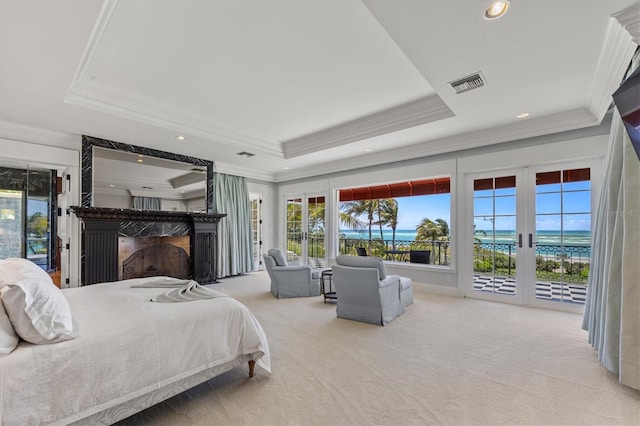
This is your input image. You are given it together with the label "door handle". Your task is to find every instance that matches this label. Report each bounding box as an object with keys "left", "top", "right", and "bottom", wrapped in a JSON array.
[
  {"left": 514, "top": 233, "right": 522, "bottom": 248},
  {"left": 528, "top": 233, "right": 537, "bottom": 248}
]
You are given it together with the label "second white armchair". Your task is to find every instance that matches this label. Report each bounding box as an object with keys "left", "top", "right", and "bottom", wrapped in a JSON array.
[{"left": 332, "top": 255, "right": 413, "bottom": 326}]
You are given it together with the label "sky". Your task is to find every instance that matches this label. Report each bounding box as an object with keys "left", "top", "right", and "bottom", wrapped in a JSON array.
[
  {"left": 339, "top": 180, "right": 591, "bottom": 232},
  {"left": 396, "top": 194, "right": 450, "bottom": 229},
  {"left": 340, "top": 193, "right": 451, "bottom": 231}
]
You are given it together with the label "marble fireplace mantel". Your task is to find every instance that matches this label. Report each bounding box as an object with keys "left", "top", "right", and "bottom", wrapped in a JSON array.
[{"left": 70, "top": 207, "right": 226, "bottom": 285}]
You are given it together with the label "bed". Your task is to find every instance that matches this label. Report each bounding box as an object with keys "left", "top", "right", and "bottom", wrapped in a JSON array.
[{"left": 0, "top": 259, "right": 270, "bottom": 426}]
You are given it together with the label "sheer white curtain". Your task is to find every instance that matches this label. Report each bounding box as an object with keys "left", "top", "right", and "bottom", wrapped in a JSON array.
[
  {"left": 213, "top": 173, "right": 254, "bottom": 277},
  {"left": 582, "top": 54, "right": 640, "bottom": 390}
]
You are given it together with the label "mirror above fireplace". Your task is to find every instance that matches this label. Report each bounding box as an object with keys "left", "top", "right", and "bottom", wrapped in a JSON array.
[{"left": 81, "top": 135, "right": 214, "bottom": 213}]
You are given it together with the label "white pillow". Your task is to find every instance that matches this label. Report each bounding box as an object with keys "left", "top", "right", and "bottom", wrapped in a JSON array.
[
  {"left": 0, "top": 258, "right": 77, "bottom": 345},
  {"left": 0, "top": 256, "right": 53, "bottom": 288},
  {"left": 0, "top": 300, "right": 19, "bottom": 356}
]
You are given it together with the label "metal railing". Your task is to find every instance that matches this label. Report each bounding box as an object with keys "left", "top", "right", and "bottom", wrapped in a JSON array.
[
  {"left": 473, "top": 242, "right": 591, "bottom": 284},
  {"left": 338, "top": 238, "right": 451, "bottom": 266},
  {"left": 287, "top": 236, "right": 591, "bottom": 284}
]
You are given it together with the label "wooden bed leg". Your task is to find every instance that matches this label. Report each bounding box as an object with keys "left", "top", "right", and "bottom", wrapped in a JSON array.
[{"left": 248, "top": 360, "right": 256, "bottom": 378}]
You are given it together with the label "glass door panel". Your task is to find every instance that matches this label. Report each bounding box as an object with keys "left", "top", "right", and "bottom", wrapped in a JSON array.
[
  {"left": 286, "top": 198, "right": 303, "bottom": 263},
  {"left": 0, "top": 189, "right": 23, "bottom": 259},
  {"left": 250, "top": 194, "right": 262, "bottom": 271},
  {"left": 285, "top": 194, "right": 326, "bottom": 268},
  {"left": 0, "top": 164, "right": 54, "bottom": 271},
  {"left": 533, "top": 168, "right": 591, "bottom": 305},
  {"left": 306, "top": 196, "right": 326, "bottom": 268},
  {"left": 472, "top": 175, "right": 519, "bottom": 298}
]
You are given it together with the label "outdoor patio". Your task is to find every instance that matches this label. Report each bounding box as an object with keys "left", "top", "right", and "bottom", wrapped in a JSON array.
[{"left": 473, "top": 274, "right": 587, "bottom": 304}]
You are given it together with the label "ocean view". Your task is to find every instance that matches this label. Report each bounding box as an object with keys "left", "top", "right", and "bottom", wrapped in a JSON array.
[{"left": 339, "top": 229, "right": 591, "bottom": 245}]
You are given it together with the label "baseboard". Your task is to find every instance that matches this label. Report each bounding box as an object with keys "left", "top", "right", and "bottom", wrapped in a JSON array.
[{"left": 412, "top": 281, "right": 462, "bottom": 297}]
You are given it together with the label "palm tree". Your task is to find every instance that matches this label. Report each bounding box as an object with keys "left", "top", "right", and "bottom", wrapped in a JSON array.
[
  {"left": 340, "top": 200, "right": 379, "bottom": 251},
  {"left": 416, "top": 218, "right": 449, "bottom": 241},
  {"left": 434, "top": 218, "right": 449, "bottom": 241},
  {"left": 376, "top": 199, "right": 399, "bottom": 249},
  {"left": 27, "top": 211, "right": 48, "bottom": 237},
  {"left": 307, "top": 198, "right": 325, "bottom": 236}
]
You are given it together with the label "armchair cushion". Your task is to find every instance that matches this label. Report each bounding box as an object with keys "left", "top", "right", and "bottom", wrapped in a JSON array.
[
  {"left": 267, "top": 249, "right": 288, "bottom": 266},
  {"left": 335, "top": 255, "right": 386, "bottom": 280}
]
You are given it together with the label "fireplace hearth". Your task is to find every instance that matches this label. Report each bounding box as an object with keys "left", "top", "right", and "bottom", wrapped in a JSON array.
[{"left": 70, "top": 207, "right": 226, "bottom": 285}]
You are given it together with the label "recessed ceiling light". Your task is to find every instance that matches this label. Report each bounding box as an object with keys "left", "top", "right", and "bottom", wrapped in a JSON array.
[
  {"left": 365, "top": 149, "right": 373, "bottom": 152},
  {"left": 484, "top": 0, "right": 510, "bottom": 20},
  {"left": 137, "top": 158, "right": 143, "bottom": 163},
  {"left": 283, "top": 167, "right": 290, "bottom": 170},
  {"left": 109, "top": 184, "right": 115, "bottom": 188},
  {"left": 176, "top": 135, "right": 185, "bottom": 140},
  {"left": 516, "top": 112, "right": 530, "bottom": 119}
]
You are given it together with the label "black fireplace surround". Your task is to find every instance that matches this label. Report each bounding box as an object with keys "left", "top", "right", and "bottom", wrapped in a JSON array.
[{"left": 71, "top": 207, "right": 226, "bottom": 285}]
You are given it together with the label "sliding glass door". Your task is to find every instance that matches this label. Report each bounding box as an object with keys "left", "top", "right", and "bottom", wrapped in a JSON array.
[{"left": 0, "top": 163, "right": 56, "bottom": 271}]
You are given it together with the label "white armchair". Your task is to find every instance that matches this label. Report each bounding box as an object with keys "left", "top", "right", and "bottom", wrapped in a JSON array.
[
  {"left": 263, "top": 249, "right": 321, "bottom": 298},
  {"left": 332, "top": 255, "right": 413, "bottom": 325}
]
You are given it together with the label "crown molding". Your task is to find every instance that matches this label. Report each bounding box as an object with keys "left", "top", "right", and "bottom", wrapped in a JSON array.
[
  {"left": 281, "top": 94, "right": 453, "bottom": 159},
  {"left": 66, "top": 0, "right": 118, "bottom": 96},
  {"left": 275, "top": 107, "right": 599, "bottom": 182},
  {"left": 612, "top": 4, "right": 640, "bottom": 44},
  {"left": 588, "top": 6, "right": 639, "bottom": 120},
  {"left": 0, "top": 120, "right": 79, "bottom": 149},
  {"left": 66, "top": 80, "right": 284, "bottom": 157},
  {"left": 214, "top": 161, "right": 276, "bottom": 182}
]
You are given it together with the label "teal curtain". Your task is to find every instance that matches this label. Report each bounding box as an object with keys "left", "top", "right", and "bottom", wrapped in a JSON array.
[
  {"left": 213, "top": 173, "right": 254, "bottom": 277},
  {"left": 582, "top": 52, "right": 640, "bottom": 390}
]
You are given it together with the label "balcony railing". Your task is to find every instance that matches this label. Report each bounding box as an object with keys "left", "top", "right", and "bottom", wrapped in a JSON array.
[
  {"left": 472, "top": 242, "right": 590, "bottom": 284},
  {"left": 338, "top": 238, "right": 451, "bottom": 266},
  {"left": 287, "top": 236, "right": 590, "bottom": 284}
]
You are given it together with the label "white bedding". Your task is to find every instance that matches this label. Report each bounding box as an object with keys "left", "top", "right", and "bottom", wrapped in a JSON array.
[{"left": 0, "top": 277, "right": 270, "bottom": 425}]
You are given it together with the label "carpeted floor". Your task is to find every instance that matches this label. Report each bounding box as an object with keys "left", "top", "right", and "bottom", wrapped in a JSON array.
[{"left": 117, "top": 271, "right": 639, "bottom": 425}]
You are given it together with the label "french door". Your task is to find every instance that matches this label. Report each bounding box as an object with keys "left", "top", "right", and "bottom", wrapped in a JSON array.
[
  {"left": 249, "top": 193, "right": 263, "bottom": 271},
  {"left": 466, "top": 161, "right": 596, "bottom": 312},
  {"left": 285, "top": 193, "right": 326, "bottom": 268},
  {"left": 468, "top": 168, "right": 526, "bottom": 305}
]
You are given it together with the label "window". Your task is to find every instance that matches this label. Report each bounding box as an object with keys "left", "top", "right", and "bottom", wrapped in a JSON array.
[{"left": 338, "top": 177, "right": 451, "bottom": 266}]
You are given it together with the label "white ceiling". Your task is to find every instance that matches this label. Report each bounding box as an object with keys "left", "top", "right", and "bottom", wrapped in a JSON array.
[{"left": 0, "top": 0, "right": 638, "bottom": 182}]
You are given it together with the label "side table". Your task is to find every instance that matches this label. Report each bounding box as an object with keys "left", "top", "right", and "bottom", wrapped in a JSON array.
[{"left": 321, "top": 269, "right": 337, "bottom": 303}]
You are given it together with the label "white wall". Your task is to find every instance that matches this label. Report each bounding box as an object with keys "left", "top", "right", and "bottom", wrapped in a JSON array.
[
  {"left": 247, "top": 180, "right": 276, "bottom": 266},
  {"left": 161, "top": 199, "right": 188, "bottom": 211},
  {"left": 274, "top": 128, "right": 610, "bottom": 295},
  {"left": 94, "top": 192, "right": 130, "bottom": 209}
]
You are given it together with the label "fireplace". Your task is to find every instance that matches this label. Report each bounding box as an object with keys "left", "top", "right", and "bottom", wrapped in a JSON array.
[
  {"left": 70, "top": 207, "right": 226, "bottom": 285},
  {"left": 119, "top": 236, "right": 191, "bottom": 280}
]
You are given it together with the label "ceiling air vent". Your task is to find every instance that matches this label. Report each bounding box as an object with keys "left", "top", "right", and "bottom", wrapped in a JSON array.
[{"left": 448, "top": 72, "right": 485, "bottom": 94}]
